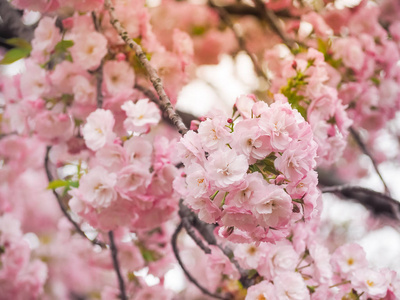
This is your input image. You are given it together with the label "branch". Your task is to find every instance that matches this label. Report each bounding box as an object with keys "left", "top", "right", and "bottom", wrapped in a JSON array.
[
  {"left": 134, "top": 84, "right": 195, "bottom": 129},
  {"left": 45, "top": 146, "right": 107, "bottom": 248},
  {"left": 108, "top": 231, "right": 128, "bottom": 300},
  {"left": 171, "top": 222, "right": 231, "bottom": 300},
  {"left": 251, "top": 0, "right": 302, "bottom": 50},
  {"left": 0, "top": 0, "right": 34, "bottom": 48},
  {"left": 104, "top": 0, "right": 188, "bottom": 136},
  {"left": 349, "top": 127, "right": 391, "bottom": 195},
  {"left": 321, "top": 185, "right": 400, "bottom": 221},
  {"left": 208, "top": 0, "right": 270, "bottom": 84},
  {"left": 91, "top": 12, "right": 104, "bottom": 109},
  {"left": 220, "top": 3, "right": 299, "bottom": 20},
  {"left": 178, "top": 200, "right": 254, "bottom": 288}
]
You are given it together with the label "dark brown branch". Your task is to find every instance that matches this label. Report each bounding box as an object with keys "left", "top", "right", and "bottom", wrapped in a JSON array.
[
  {"left": 178, "top": 200, "right": 254, "bottom": 288},
  {"left": 0, "top": 0, "right": 34, "bottom": 48},
  {"left": 349, "top": 127, "right": 390, "bottom": 195},
  {"left": 321, "top": 185, "right": 400, "bottom": 221},
  {"left": 91, "top": 12, "right": 104, "bottom": 109},
  {"left": 134, "top": 84, "right": 196, "bottom": 129},
  {"left": 104, "top": 0, "right": 188, "bottom": 136},
  {"left": 208, "top": 0, "right": 270, "bottom": 84},
  {"left": 251, "top": 0, "right": 302, "bottom": 50},
  {"left": 108, "top": 231, "right": 128, "bottom": 300},
  {"left": 181, "top": 217, "right": 212, "bottom": 254},
  {"left": 220, "top": 3, "right": 299, "bottom": 20},
  {"left": 172, "top": 222, "right": 231, "bottom": 300},
  {"left": 45, "top": 146, "right": 107, "bottom": 248}
]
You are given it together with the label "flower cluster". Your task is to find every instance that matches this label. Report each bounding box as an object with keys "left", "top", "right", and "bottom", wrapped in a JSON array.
[
  {"left": 68, "top": 106, "right": 179, "bottom": 231},
  {"left": 238, "top": 239, "right": 400, "bottom": 300},
  {"left": 0, "top": 214, "right": 48, "bottom": 299},
  {"left": 177, "top": 94, "right": 319, "bottom": 243},
  {"left": 266, "top": 48, "right": 352, "bottom": 166}
]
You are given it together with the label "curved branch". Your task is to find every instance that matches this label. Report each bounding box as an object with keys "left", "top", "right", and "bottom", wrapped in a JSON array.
[
  {"left": 172, "top": 222, "right": 231, "bottom": 300},
  {"left": 178, "top": 200, "right": 254, "bottom": 288},
  {"left": 208, "top": 0, "right": 270, "bottom": 84},
  {"left": 104, "top": 0, "right": 188, "bottom": 136},
  {"left": 45, "top": 146, "right": 107, "bottom": 248},
  {"left": 251, "top": 0, "right": 304, "bottom": 50},
  {"left": 349, "top": 127, "right": 391, "bottom": 195},
  {"left": 108, "top": 231, "right": 128, "bottom": 300},
  {"left": 135, "top": 84, "right": 195, "bottom": 130},
  {"left": 321, "top": 185, "right": 400, "bottom": 221}
]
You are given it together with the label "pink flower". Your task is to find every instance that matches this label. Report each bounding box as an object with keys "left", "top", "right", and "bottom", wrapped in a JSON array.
[
  {"left": 274, "top": 271, "right": 310, "bottom": 300},
  {"left": 82, "top": 109, "right": 116, "bottom": 151},
  {"left": 77, "top": 166, "right": 117, "bottom": 209},
  {"left": 20, "top": 61, "right": 49, "bottom": 99},
  {"left": 197, "top": 117, "right": 231, "bottom": 152},
  {"left": 274, "top": 141, "right": 316, "bottom": 183},
  {"left": 123, "top": 136, "right": 153, "bottom": 167},
  {"left": 245, "top": 280, "right": 277, "bottom": 300},
  {"left": 250, "top": 184, "right": 293, "bottom": 228},
  {"left": 205, "top": 148, "right": 248, "bottom": 189},
  {"left": 352, "top": 268, "right": 390, "bottom": 298},
  {"left": 330, "top": 243, "right": 368, "bottom": 276},
  {"left": 259, "top": 101, "right": 300, "bottom": 151},
  {"left": 185, "top": 163, "right": 210, "bottom": 198},
  {"left": 332, "top": 37, "right": 365, "bottom": 71},
  {"left": 116, "top": 164, "right": 151, "bottom": 200},
  {"left": 31, "top": 16, "right": 61, "bottom": 63},
  {"left": 70, "top": 31, "right": 108, "bottom": 70},
  {"left": 34, "top": 111, "right": 74, "bottom": 143},
  {"left": 121, "top": 99, "right": 161, "bottom": 133},
  {"left": 71, "top": 75, "right": 96, "bottom": 105},
  {"left": 235, "top": 94, "right": 257, "bottom": 119},
  {"left": 103, "top": 60, "right": 135, "bottom": 95},
  {"left": 232, "top": 119, "right": 272, "bottom": 163}
]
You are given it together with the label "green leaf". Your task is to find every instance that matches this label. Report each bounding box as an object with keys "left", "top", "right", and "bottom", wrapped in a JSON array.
[
  {"left": 47, "top": 179, "right": 79, "bottom": 190},
  {"left": 47, "top": 179, "right": 69, "bottom": 190},
  {"left": 54, "top": 40, "right": 74, "bottom": 53},
  {"left": 0, "top": 48, "right": 31, "bottom": 65},
  {"left": 5, "top": 38, "right": 32, "bottom": 51},
  {"left": 69, "top": 181, "right": 79, "bottom": 188}
]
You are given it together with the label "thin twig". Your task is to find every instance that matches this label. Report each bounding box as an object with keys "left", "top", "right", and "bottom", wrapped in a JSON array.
[
  {"left": 251, "top": 0, "right": 302, "bottom": 50},
  {"left": 108, "top": 231, "right": 128, "bottom": 300},
  {"left": 181, "top": 217, "right": 212, "bottom": 254},
  {"left": 349, "top": 127, "right": 391, "bottom": 195},
  {"left": 134, "top": 84, "right": 161, "bottom": 106},
  {"left": 95, "top": 62, "right": 104, "bottom": 109},
  {"left": 45, "top": 146, "right": 107, "bottom": 248},
  {"left": 178, "top": 200, "right": 253, "bottom": 288},
  {"left": 91, "top": 11, "right": 104, "bottom": 109},
  {"left": 172, "top": 222, "right": 231, "bottom": 300},
  {"left": 104, "top": 0, "right": 188, "bottom": 136},
  {"left": 208, "top": 0, "right": 270, "bottom": 84},
  {"left": 321, "top": 185, "right": 400, "bottom": 221}
]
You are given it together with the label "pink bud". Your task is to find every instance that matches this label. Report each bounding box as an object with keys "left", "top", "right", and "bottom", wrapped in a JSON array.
[
  {"left": 113, "top": 137, "right": 122, "bottom": 145},
  {"left": 116, "top": 53, "right": 126, "bottom": 61},
  {"left": 62, "top": 17, "right": 74, "bottom": 30},
  {"left": 58, "top": 113, "right": 69, "bottom": 122},
  {"left": 31, "top": 99, "right": 45, "bottom": 110},
  {"left": 292, "top": 60, "right": 297, "bottom": 69},
  {"left": 190, "top": 120, "right": 200, "bottom": 131},
  {"left": 227, "top": 118, "right": 233, "bottom": 124}
]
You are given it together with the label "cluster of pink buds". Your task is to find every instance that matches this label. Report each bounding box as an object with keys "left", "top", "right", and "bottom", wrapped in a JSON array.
[{"left": 176, "top": 94, "right": 320, "bottom": 243}]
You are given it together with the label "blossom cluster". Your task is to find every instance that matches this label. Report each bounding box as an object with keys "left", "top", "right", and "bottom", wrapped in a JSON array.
[
  {"left": 265, "top": 48, "right": 352, "bottom": 166},
  {"left": 176, "top": 94, "right": 320, "bottom": 243},
  {"left": 67, "top": 106, "right": 179, "bottom": 231},
  {"left": 239, "top": 239, "right": 400, "bottom": 300},
  {"left": 0, "top": 214, "right": 48, "bottom": 299}
]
